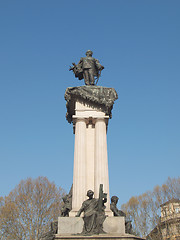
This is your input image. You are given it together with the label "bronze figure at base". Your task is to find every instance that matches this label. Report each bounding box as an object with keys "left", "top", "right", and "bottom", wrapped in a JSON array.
[
  {"left": 110, "top": 196, "right": 133, "bottom": 235},
  {"left": 75, "top": 185, "right": 107, "bottom": 235}
]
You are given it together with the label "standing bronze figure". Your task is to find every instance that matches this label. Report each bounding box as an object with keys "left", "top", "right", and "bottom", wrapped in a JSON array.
[{"left": 69, "top": 50, "right": 104, "bottom": 85}]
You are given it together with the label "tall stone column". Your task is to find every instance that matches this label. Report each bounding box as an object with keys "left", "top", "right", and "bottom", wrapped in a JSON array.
[
  {"left": 65, "top": 86, "right": 118, "bottom": 217},
  {"left": 86, "top": 122, "right": 95, "bottom": 192},
  {"left": 94, "top": 117, "right": 112, "bottom": 216},
  {"left": 69, "top": 117, "right": 86, "bottom": 216}
]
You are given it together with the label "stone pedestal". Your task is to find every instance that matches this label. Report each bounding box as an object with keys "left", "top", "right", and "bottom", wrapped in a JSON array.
[
  {"left": 56, "top": 216, "right": 144, "bottom": 240},
  {"left": 69, "top": 99, "right": 112, "bottom": 216},
  {"left": 55, "top": 235, "right": 145, "bottom": 240},
  {"left": 58, "top": 217, "right": 125, "bottom": 235}
]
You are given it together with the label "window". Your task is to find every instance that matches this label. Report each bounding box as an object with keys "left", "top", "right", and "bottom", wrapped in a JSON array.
[{"left": 175, "top": 207, "right": 179, "bottom": 213}]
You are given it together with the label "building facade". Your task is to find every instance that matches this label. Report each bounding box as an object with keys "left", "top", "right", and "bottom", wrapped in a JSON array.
[{"left": 147, "top": 199, "right": 180, "bottom": 240}]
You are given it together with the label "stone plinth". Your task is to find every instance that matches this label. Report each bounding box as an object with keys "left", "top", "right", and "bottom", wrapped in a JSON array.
[
  {"left": 58, "top": 217, "right": 83, "bottom": 235},
  {"left": 55, "top": 234, "right": 145, "bottom": 240},
  {"left": 65, "top": 86, "right": 118, "bottom": 217},
  {"left": 58, "top": 217, "right": 125, "bottom": 235},
  {"left": 104, "top": 217, "right": 125, "bottom": 234}
]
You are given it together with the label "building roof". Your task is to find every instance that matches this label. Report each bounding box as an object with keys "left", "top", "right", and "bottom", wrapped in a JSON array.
[{"left": 160, "top": 198, "right": 180, "bottom": 207}]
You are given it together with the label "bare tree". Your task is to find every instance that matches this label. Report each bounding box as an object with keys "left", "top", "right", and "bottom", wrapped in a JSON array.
[
  {"left": 121, "top": 177, "right": 180, "bottom": 238},
  {"left": 0, "top": 177, "right": 65, "bottom": 240}
]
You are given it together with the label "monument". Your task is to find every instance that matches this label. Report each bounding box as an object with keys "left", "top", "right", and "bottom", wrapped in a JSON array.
[{"left": 41, "top": 51, "right": 145, "bottom": 240}]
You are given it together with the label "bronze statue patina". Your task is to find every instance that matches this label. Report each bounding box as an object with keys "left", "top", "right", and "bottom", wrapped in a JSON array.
[
  {"left": 110, "top": 196, "right": 133, "bottom": 234},
  {"left": 40, "top": 221, "right": 58, "bottom": 240},
  {"left": 60, "top": 185, "right": 72, "bottom": 217},
  {"left": 60, "top": 195, "right": 72, "bottom": 217},
  {"left": 76, "top": 185, "right": 107, "bottom": 235},
  {"left": 40, "top": 186, "right": 73, "bottom": 239},
  {"left": 69, "top": 50, "right": 104, "bottom": 85}
]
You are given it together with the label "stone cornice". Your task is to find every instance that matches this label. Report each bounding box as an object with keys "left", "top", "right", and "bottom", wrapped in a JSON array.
[{"left": 64, "top": 86, "right": 118, "bottom": 123}]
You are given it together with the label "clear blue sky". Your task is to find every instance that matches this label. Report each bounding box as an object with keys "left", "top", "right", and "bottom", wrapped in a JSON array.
[{"left": 0, "top": 0, "right": 180, "bottom": 207}]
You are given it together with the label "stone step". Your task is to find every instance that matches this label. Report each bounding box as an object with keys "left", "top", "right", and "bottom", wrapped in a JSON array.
[{"left": 55, "top": 233, "right": 145, "bottom": 240}]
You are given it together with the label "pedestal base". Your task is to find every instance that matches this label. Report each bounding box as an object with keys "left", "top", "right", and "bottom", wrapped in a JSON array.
[
  {"left": 58, "top": 217, "right": 125, "bottom": 235},
  {"left": 55, "top": 234, "right": 145, "bottom": 240}
]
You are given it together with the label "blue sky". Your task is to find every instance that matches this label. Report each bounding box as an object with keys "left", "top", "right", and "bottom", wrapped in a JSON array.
[{"left": 0, "top": 0, "right": 179, "bottom": 207}]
